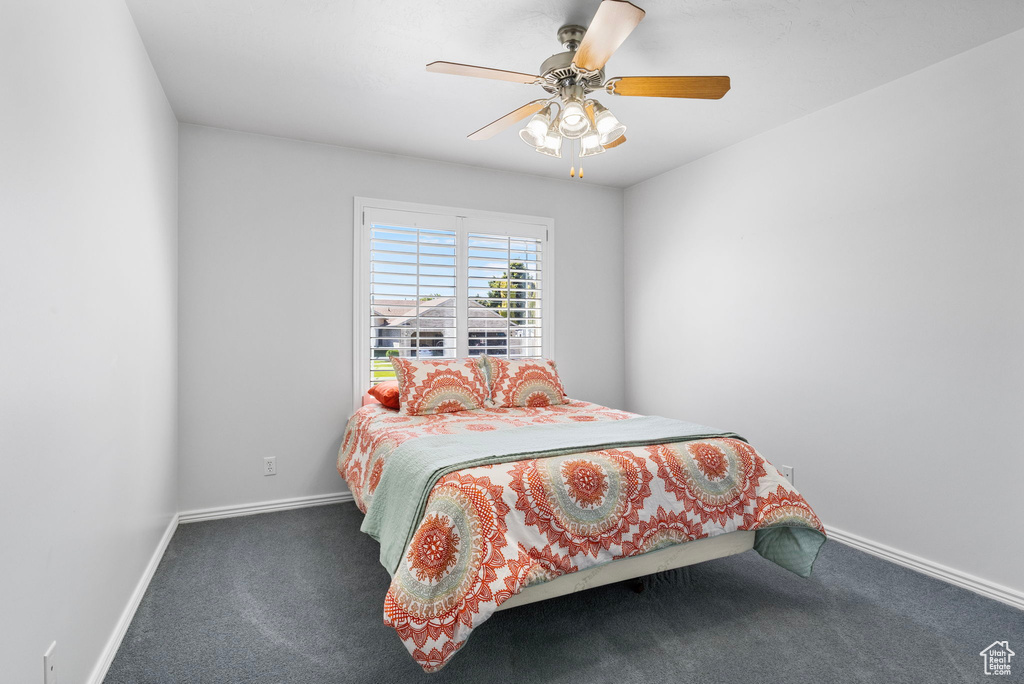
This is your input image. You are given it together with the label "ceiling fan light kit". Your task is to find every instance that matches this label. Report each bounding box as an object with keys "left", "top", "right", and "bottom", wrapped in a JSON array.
[{"left": 426, "top": 0, "right": 731, "bottom": 178}]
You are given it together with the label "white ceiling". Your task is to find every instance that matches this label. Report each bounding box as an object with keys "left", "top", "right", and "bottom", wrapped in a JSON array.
[{"left": 126, "top": 0, "right": 1024, "bottom": 188}]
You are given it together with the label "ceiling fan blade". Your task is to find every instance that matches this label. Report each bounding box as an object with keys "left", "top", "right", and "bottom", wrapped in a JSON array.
[
  {"left": 603, "top": 134, "right": 626, "bottom": 149},
  {"left": 573, "top": 0, "right": 646, "bottom": 73},
  {"left": 426, "top": 61, "right": 539, "bottom": 84},
  {"left": 468, "top": 99, "right": 549, "bottom": 141},
  {"left": 606, "top": 76, "right": 731, "bottom": 99}
]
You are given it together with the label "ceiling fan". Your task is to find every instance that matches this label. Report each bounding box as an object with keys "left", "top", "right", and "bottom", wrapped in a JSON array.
[{"left": 426, "top": 0, "right": 730, "bottom": 178}]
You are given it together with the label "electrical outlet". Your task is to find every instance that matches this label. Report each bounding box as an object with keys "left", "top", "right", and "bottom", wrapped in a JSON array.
[
  {"left": 43, "top": 641, "right": 57, "bottom": 684},
  {"left": 779, "top": 465, "right": 795, "bottom": 486},
  {"left": 264, "top": 457, "right": 276, "bottom": 476}
]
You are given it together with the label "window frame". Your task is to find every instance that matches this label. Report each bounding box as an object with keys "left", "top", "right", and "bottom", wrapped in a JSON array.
[{"left": 352, "top": 197, "right": 555, "bottom": 408}]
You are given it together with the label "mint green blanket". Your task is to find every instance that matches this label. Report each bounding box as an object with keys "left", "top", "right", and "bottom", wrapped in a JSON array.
[{"left": 361, "top": 415, "right": 743, "bottom": 576}]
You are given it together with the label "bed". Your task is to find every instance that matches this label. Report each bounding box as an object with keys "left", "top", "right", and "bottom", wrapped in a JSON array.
[{"left": 337, "top": 398, "right": 825, "bottom": 673}]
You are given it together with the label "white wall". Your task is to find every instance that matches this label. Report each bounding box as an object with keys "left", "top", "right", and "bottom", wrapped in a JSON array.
[
  {"left": 177, "top": 124, "right": 625, "bottom": 512},
  {"left": 0, "top": 1, "right": 179, "bottom": 682},
  {"left": 624, "top": 29, "right": 1024, "bottom": 593}
]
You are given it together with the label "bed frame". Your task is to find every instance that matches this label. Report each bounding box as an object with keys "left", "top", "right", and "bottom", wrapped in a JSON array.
[{"left": 497, "top": 530, "right": 755, "bottom": 611}]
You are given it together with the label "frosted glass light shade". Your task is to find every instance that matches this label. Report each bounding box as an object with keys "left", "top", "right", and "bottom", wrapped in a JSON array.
[
  {"left": 536, "top": 120, "right": 562, "bottom": 158},
  {"left": 558, "top": 100, "right": 589, "bottom": 139},
  {"left": 591, "top": 101, "right": 627, "bottom": 145},
  {"left": 519, "top": 104, "right": 554, "bottom": 147},
  {"left": 579, "top": 130, "right": 605, "bottom": 157},
  {"left": 593, "top": 111, "right": 622, "bottom": 145}
]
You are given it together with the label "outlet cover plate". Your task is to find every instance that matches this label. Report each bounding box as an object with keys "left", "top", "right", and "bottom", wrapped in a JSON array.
[
  {"left": 264, "top": 456, "right": 276, "bottom": 476},
  {"left": 779, "top": 465, "right": 794, "bottom": 486}
]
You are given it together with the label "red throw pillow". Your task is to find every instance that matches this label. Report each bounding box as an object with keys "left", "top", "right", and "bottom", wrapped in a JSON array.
[{"left": 368, "top": 381, "right": 401, "bottom": 410}]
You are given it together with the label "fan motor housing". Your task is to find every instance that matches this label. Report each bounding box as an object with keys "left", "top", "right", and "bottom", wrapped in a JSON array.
[{"left": 539, "top": 51, "right": 604, "bottom": 94}]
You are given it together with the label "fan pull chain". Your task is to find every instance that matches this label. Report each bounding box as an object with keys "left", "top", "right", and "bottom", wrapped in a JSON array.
[{"left": 566, "top": 140, "right": 583, "bottom": 179}]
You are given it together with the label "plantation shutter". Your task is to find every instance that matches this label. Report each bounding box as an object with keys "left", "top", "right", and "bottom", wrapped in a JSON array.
[
  {"left": 357, "top": 203, "right": 550, "bottom": 398},
  {"left": 364, "top": 209, "right": 458, "bottom": 386},
  {"left": 464, "top": 218, "right": 543, "bottom": 360}
]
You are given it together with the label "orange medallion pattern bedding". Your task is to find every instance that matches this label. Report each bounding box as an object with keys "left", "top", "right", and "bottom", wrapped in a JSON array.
[{"left": 337, "top": 401, "right": 824, "bottom": 673}]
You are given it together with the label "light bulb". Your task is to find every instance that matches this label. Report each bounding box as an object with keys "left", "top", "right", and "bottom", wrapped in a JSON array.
[
  {"left": 518, "top": 104, "right": 554, "bottom": 148},
  {"left": 562, "top": 102, "right": 585, "bottom": 126},
  {"left": 558, "top": 101, "right": 589, "bottom": 139}
]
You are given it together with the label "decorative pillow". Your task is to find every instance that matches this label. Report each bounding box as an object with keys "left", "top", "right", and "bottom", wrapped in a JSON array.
[
  {"left": 478, "top": 356, "right": 567, "bottom": 408},
  {"left": 367, "top": 381, "right": 401, "bottom": 410},
  {"left": 391, "top": 357, "right": 489, "bottom": 416}
]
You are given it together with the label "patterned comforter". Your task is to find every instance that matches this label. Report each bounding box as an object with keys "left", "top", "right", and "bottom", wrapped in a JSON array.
[{"left": 337, "top": 400, "right": 825, "bottom": 673}]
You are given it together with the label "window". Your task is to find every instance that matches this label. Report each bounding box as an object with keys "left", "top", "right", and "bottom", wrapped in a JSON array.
[{"left": 353, "top": 199, "right": 553, "bottom": 404}]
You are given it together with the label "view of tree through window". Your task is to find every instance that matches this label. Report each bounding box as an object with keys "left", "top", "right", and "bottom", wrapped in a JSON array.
[{"left": 481, "top": 262, "right": 539, "bottom": 323}]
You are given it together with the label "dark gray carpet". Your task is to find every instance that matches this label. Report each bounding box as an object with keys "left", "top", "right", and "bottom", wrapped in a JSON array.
[{"left": 105, "top": 503, "right": 1022, "bottom": 683}]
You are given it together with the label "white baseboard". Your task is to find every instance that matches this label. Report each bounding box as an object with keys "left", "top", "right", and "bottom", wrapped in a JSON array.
[
  {"left": 88, "top": 492, "right": 355, "bottom": 682},
  {"left": 826, "top": 525, "right": 1024, "bottom": 611},
  {"left": 88, "top": 512, "right": 179, "bottom": 684},
  {"left": 178, "top": 491, "right": 354, "bottom": 524}
]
